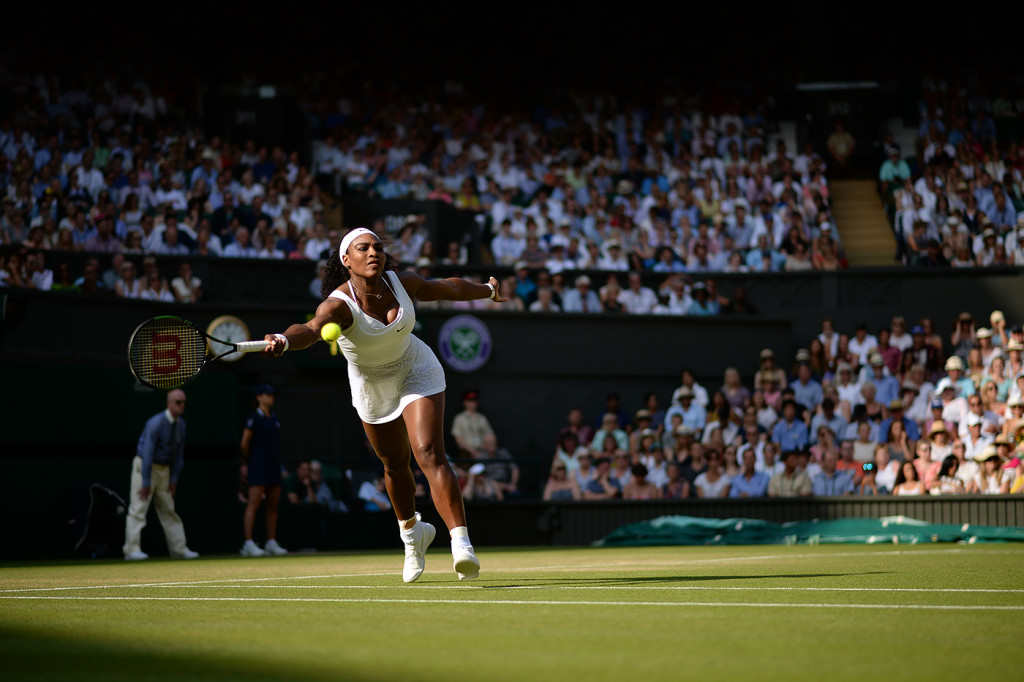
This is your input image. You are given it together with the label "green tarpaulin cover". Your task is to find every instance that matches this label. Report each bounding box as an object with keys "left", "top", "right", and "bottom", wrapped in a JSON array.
[{"left": 594, "top": 515, "right": 1024, "bottom": 546}]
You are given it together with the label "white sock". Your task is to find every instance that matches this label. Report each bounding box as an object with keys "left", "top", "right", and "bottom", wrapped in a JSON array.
[
  {"left": 399, "top": 516, "right": 417, "bottom": 532},
  {"left": 450, "top": 526, "right": 472, "bottom": 548}
]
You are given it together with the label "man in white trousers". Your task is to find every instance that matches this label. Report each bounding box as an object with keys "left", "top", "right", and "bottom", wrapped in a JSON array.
[{"left": 123, "top": 388, "right": 199, "bottom": 560}]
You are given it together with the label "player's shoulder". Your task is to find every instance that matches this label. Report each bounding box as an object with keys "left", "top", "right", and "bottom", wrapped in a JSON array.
[
  {"left": 396, "top": 269, "right": 424, "bottom": 286},
  {"left": 395, "top": 268, "right": 428, "bottom": 293}
]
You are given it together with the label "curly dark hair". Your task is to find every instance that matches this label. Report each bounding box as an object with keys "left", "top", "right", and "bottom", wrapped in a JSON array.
[{"left": 320, "top": 233, "right": 401, "bottom": 300}]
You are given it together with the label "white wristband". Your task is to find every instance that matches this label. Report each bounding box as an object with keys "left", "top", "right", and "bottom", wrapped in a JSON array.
[
  {"left": 274, "top": 333, "right": 290, "bottom": 351},
  {"left": 485, "top": 281, "right": 497, "bottom": 300}
]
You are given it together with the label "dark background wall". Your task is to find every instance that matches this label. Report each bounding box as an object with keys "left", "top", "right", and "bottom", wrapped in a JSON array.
[{"left": 3, "top": 264, "right": 1023, "bottom": 479}]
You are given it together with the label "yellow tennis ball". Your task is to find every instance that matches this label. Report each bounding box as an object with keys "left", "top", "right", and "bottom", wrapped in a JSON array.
[{"left": 321, "top": 322, "right": 342, "bottom": 342}]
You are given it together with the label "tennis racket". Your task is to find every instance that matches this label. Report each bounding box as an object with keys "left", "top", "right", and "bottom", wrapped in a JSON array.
[{"left": 128, "top": 315, "right": 269, "bottom": 389}]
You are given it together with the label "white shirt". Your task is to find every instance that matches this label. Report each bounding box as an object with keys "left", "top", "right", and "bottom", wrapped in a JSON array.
[
  {"left": 237, "top": 183, "right": 265, "bottom": 205},
  {"left": 288, "top": 205, "right": 314, "bottom": 233},
  {"left": 304, "top": 237, "right": 331, "bottom": 261},
  {"left": 223, "top": 243, "right": 258, "bottom": 258},
  {"left": 889, "top": 333, "right": 914, "bottom": 352},
  {"left": 155, "top": 187, "right": 188, "bottom": 212},
  {"left": 848, "top": 335, "right": 879, "bottom": 365},
  {"left": 618, "top": 287, "right": 658, "bottom": 314},
  {"left": 694, "top": 472, "right": 732, "bottom": 498},
  {"left": 672, "top": 382, "right": 709, "bottom": 407},
  {"left": 140, "top": 287, "right": 174, "bottom": 303},
  {"left": 31, "top": 268, "right": 53, "bottom": 291}
]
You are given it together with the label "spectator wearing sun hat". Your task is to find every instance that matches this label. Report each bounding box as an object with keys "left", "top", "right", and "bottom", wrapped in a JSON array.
[
  {"left": 988, "top": 310, "right": 1008, "bottom": 347},
  {"left": 957, "top": 386, "right": 1004, "bottom": 440},
  {"left": 974, "top": 327, "right": 1002, "bottom": 368},
  {"left": 879, "top": 398, "right": 921, "bottom": 445},
  {"left": 923, "top": 398, "right": 956, "bottom": 439},
  {"left": 973, "top": 444, "right": 1011, "bottom": 494},
  {"left": 1006, "top": 216, "right": 1024, "bottom": 263},
  {"left": 949, "top": 354, "right": 979, "bottom": 397},
  {"left": 993, "top": 434, "right": 1018, "bottom": 476},
  {"left": 861, "top": 352, "right": 900, "bottom": 407},
  {"left": 934, "top": 376, "right": 969, "bottom": 427},
  {"left": 560, "top": 274, "right": 601, "bottom": 313},
  {"left": 664, "top": 387, "right": 707, "bottom": 433},
  {"left": 962, "top": 413, "right": 995, "bottom": 461},
  {"left": 754, "top": 348, "right": 788, "bottom": 392},
  {"left": 1003, "top": 395, "right": 1024, "bottom": 438},
  {"left": 686, "top": 281, "right": 719, "bottom": 316}
]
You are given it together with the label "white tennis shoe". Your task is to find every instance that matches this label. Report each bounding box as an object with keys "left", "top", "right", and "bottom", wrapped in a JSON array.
[
  {"left": 240, "top": 540, "right": 266, "bottom": 557},
  {"left": 400, "top": 513, "right": 435, "bottom": 583},
  {"left": 124, "top": 550, "right": 149, "bottom": 561},
  {"left": 452, "top": 545, "right": 480, "bottom": 581},
  {"left": 264, "top": 539, "right": 288, "bottom": 556}
]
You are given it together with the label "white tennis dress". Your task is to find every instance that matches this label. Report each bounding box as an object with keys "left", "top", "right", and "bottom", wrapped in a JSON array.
[{"left": 328, "top": 271, "right": 446, "bottom": 424}]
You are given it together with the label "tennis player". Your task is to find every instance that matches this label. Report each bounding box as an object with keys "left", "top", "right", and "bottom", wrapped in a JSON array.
[{"left": 263, "top": 227, "right": 505, "bottom": 582}]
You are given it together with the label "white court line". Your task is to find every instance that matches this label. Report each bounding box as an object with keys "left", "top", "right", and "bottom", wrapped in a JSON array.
[
  {"left": 104, "top": 584, "right": 1024, "bottom": 595},
  {"left": 487, "top": 547, "right": 1017, "bottom": 572},
  {"left": 3, "top": 546, "right": 1019, "bottom": 595},
  {"left": 1, "top": 594, "right": 1021, "bottom": 611},
  {"left": 0, "top": 573, "right": 394, "bottom": 594}
]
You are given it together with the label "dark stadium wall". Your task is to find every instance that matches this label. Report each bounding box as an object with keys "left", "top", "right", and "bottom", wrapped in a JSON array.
[{"left": 2, "top": 265, "right": 1023, "bottom": 469}]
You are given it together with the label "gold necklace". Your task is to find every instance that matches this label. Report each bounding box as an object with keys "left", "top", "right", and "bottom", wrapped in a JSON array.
[{"left": 349, "top": 278, "right": 382, "bottom": 300}]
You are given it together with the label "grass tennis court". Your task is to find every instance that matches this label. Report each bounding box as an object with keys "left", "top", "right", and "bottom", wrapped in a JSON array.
[{"left": 2, "top": 544, "right": 1022, "bottom": 681}]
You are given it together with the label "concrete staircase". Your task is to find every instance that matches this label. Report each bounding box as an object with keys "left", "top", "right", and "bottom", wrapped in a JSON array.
[{"left": 830, "top": 179, "right": 896, "bottom": 267}]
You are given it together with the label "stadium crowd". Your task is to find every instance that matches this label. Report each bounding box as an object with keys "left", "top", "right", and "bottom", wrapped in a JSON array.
[
  {"left": 882, "top": 79, "right": 1024, "bottom": 268},
  {"left": 3, "top": 52, "right": 1024, "bottom": 310},
  {"left": 2, "top": 27, "right": 1024, "bottom": 506},
  {"left": 541, "top": 310, "right": 1024, "bottom": 499}
]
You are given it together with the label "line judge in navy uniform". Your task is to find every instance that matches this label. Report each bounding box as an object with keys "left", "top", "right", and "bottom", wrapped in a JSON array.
[
  {"left": 123, "top": 389, "right": 199, "bottom": 560},
  {"left": 239, "top": 384, "right": 288, "bottom": 557}
]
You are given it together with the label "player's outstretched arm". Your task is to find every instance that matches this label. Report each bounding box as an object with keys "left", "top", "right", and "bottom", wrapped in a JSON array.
[
  {"left": 399, "top": 270, "right": 506, "bottom": 303},
  {"left": 264, "top": 298, "right": 351, "bottom": 356}
]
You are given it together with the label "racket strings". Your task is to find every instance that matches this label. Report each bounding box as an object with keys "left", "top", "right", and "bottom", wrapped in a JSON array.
[{"left": 129, "top": 318, "right": 207, "bottom": 389}]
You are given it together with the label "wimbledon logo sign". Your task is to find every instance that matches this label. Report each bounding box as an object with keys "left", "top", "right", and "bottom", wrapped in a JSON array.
[{"left": 438, "top": 314, "right": 492, "bottom": 373}]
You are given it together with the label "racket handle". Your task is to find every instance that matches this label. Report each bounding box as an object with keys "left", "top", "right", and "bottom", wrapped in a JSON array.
[{"left": 237, "top": 340, "right": 271, "bottom": 353}]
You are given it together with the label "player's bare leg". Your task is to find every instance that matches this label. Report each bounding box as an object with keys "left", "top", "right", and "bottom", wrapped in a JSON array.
[
  {"left": 363, "top": 417, "right": 435, "bottom": 582},
  {"left": 403, "top": 393, "right": 479, "bottom": 580}
]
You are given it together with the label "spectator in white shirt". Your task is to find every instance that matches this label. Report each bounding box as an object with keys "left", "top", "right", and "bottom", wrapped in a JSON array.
[
  {"left": 154, "top": 223, "right": 190, "bottom": 256},
  {"left": 596, "top": 241, "right": 629, "bottom": 270},
  {"left": 618, "top": 271, "right": 658, "bottom": 314},
  {"left": 257, "top": 230, "right": 286, "bottom": 259},
  {"left": 490, "top": 219, "right": 525, "bottom": 266},
  {"left": 848, "top": 323, "right": 879, "bottom": 367},
  {"left": 561, "top": 274, "right": 602, "bottom": 313},
  {"left": 223, "top": 227, "right": 258, "bottom": 258},
  {"left": 236, "top": 169, "right": 265, "bottom": 206},
  {"left": 304, "top": 222, "right": 331, "bottom": 261}
]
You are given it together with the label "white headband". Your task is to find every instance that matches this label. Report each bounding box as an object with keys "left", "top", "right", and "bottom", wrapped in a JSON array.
[{"left": 339, "top": 228, "right": 379, "bottom": 261}]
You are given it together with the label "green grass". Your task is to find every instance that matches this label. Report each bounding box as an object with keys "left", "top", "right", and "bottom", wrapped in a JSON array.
[{"left": 2, "top": 544, "right": 1022, "bottom": 681}]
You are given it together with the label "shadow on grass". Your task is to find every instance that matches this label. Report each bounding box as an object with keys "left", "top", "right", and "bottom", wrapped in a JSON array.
[
  {"left": 0, "top": 626, "right": 371, "bottom": 682},
  {"left": 476, "top": 572, "right": 890, "bottom": 588}
]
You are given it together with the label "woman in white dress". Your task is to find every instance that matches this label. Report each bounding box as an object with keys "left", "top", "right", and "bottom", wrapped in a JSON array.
[
  {"left": 264, "top": 228, "right": 505, "bottom": 583},
  {"left": 973, "top": 446, "right": 1011, "bottom": 494},
  {"left": 694, "top": 449, "right": 732, "bottom": 498}
]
